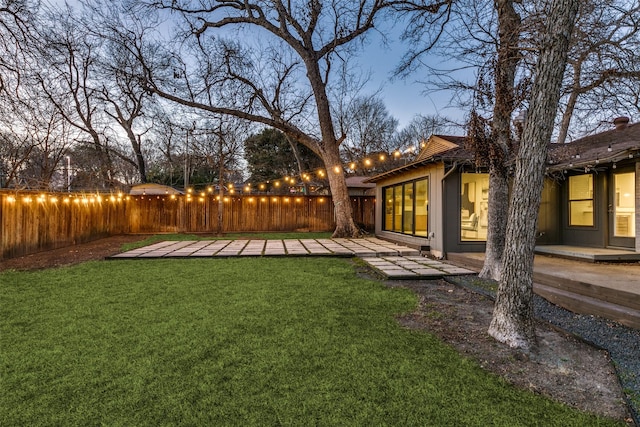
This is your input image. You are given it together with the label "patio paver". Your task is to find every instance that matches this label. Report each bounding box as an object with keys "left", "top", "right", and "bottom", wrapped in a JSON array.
[{"left": 109, "top": 238, "right": 474, "bottom": 279}]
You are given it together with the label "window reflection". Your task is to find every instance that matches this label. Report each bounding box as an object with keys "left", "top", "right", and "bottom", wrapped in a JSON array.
[
  {"left": 414, "top": 179, "right": 429, "bottom": 237},
  {"left": 460, "top": 173, "right": 489, "bottom": 241},
  {"left": 614, "top": 172, "right": 635, "bottom": 237}
]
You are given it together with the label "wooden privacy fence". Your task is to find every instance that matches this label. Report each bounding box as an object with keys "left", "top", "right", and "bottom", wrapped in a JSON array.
[{"left": 1, "top": 190, "right": 375, "bottom": 260}]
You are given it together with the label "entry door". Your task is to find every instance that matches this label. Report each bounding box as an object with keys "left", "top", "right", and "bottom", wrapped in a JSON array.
[{"left": 609, "top": 170, "right": 636, "bottom": 248}]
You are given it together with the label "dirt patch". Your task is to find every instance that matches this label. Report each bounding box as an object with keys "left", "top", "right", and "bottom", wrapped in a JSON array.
[
  {"left": 0, "top": 235, "right": 144, "bottom": 271},
  {"left": 0, "top": 237, "right": 634, "bottom": 424},
  {"left": 392, "top": 279, "right": 633, "bottom": 425}
]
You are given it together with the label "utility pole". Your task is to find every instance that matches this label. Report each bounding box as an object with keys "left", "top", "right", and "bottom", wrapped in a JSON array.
[{"left": 66, "top": 156, "right": 71, "bottom": 192}]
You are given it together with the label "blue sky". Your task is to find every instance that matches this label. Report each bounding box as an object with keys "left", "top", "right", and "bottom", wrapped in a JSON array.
[
  {"left": 52, "top": 0, "right": 468, "bottom": 130},
  {"left": 358, "top": 28, "right": 467, "bottom": 128}
]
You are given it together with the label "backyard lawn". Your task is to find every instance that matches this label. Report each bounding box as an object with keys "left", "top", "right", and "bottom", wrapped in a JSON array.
[{"left": 0, "top": 257, "right": 621, "bottom": 426}]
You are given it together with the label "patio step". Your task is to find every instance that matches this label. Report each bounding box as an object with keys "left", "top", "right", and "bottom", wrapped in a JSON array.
[
  {"left": 533, "top": 283, "right": 640, "bottom": 330},
  {"left": 446, "top": 253, "right": 640, "bottom": 330},
  {"left": 532, "top": 270, "right": 640, "bottom": 314}
]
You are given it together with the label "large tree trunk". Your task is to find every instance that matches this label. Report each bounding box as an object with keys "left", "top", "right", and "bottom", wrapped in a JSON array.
[
  {"left": 304, "top": 57, "right": 361, "bottom": 238},
  {"left": 479, "top": 167, "right": 509, "bottom": 280},
  {"left": 321, "top": 145, "right": 360, "bottom": 238},
  {"left": 216, "top": 148, "right": 224, "bottom": 237},
  {"left": 480, "top": 0, "right": 520, "bottom": 281},
  {"left": 489, "top": 0, "right": 579, "bottom": 350}
]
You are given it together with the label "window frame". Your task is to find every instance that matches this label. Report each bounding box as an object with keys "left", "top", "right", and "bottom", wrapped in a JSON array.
[
  {"left": 382, "top": 178, "right": 429, "bottom": 237},
  {"left": 567, "top": 174, "right": 595, "bottom": 227}
]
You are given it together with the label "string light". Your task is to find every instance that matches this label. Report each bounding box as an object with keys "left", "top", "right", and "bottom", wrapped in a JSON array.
[{"left": 4, "top": 146, "right": 419, "bottom": 207}]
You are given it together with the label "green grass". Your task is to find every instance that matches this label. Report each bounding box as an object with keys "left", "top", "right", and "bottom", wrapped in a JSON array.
[
  {"left": 0, "top": 258, "right": 621, "bottom": 426},
  {"left": 121, "top": 231, "right": 333, "bottom": 251}
]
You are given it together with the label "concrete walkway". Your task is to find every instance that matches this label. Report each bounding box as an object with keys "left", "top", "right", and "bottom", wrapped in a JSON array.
[{"left": 109, "top": 238, "right": 475, "bottom": 279}]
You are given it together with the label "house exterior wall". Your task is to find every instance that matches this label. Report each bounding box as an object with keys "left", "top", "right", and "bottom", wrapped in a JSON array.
[
  {"left": 560, "top": 172, "right": 607, "bottom": 248},
  {"left": 636, "top": 162, "right": 640, "bottom": 252},
  {"left": 373, "top": 164, "right": 445, "bottom": 257},
  {"left": 537, "top": 179, "right": 562, "bottom": 245},
  {"left": 374, "top": 161, "right": 639, "bottom": 256},
  {"left": 557, "top": 162, "right": 638, "bottom": 251}
]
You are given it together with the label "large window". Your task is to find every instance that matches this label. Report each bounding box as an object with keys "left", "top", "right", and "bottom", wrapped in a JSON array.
[
  {"left": 460, "top": 173, "right": 489, "bottom": 241},
  {"left": 568, "top": 174, "right": 594, "bottom": 227},
  {"left": 383, "top": 178, "right": 429, "bottom": 236}
]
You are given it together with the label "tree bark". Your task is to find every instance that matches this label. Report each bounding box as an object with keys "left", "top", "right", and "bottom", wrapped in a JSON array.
[
  {"left": 479, "top": 168, "right": 509, "bottom": 280},
  {"left": 321, "top": 146, "right": 360, "bottom": 238},
  {"left": 216, "top": 150, "right": 224, "bottom": 237},
  {"left": 302, "top": 53, "right": 361, "bottom": 238},
  {"left": 556, "top": 63, "right": 581, "bottom": 145},
  {"left": 489, "top": 0, "right": 579, "bottom": 350},
  {"left": 479, "top": 0, "right": 521, "bottom": 281}
]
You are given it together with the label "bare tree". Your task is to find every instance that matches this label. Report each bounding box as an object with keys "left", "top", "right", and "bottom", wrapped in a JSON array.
[
  {"left": 99, "top": 39, "right": 156, "bottom": 183},
  {"left": 0, "top": 125, "right": 36, "bottom": 188},
  {"left": 395, "top": 113, "right": 451, "bottom": 151},
  {"left": 341, "top": 95, "right": 398, "bottom": 164},
  {"left": 396, "top": 0, "right": 525, "bottom": 282},
  {"left": 0, "top": 0, "right": 39, "bottom": 95},
  {"left": 36, "top": 8, "right": 116, "bottom": 188},
  {"left": 0, "top": 1, "right": 79, "bottom": 189},
  {"left": 488, "top": 0, "right": 580, "bottom": 350},
  {"left": 556, "top": 0, "right": 640, "bottom": 143},
  {"left": 128, "top": 0, "right": 450, "bottom": 237},
  {"left": 188, "top": 115, "right": 251, "bottom": 235},
  {"left": 474, "top": 0, "right": 521, "bottom": 281}
]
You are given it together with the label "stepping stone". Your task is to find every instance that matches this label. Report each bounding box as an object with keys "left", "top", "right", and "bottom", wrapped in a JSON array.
[
  {"left": 363, "top": 258, "right": 393, "bottom": 265},
  {"left": 383, "top": 270, "right": 418, "bottom": 278},
  {"left": 264, "top": 241, "right": 286, "bottom": 255},
  {"left": 412, "top": 268, "right": 445, "bottom": 277},
  {"left": 439, "top": 268, "right": 475, "bottom": 275},
  {"left": 300, "top": 240, "right": 332, "bottom": 254},
  {"left": 283, "top": 240, "right": 309, "bottom": 255}
]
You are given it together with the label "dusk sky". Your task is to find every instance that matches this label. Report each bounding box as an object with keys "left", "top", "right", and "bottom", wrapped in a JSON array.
[{"left": 51, "top": 0, "right": 468, "bottom": 129}]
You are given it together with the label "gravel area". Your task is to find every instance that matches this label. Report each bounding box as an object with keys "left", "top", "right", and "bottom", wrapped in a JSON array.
[{"left": 447, "top": 275, "right": 640, "bottom": 425}]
